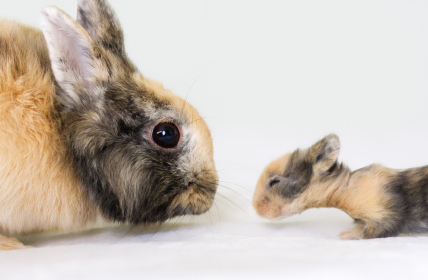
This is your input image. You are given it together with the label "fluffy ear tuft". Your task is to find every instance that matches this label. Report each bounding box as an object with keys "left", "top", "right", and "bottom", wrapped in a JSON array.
[
  {"left": 309, "top": 134, "right": 340, "bottom": 174},
  {"left": 77, "top": 0, "right": 125, "bottom": 57},
  {"left": 41, "top": 6, "right": 107, "bottom": 108}
]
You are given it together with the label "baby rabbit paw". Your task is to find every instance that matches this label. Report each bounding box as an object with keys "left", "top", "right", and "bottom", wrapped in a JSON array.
[{"left": 339, "top": 226, "right": 364, "bottom": 240}]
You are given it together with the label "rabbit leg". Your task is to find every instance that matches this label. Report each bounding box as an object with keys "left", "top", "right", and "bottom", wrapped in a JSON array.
[
  {"left": 340, "top": 218, "right": 400, "bottom": 239},
  {"left": 339, "top": 219, "right": 365, "bottom": 240},
  {"left": 339, "top": 223, "right": 365, "bottom": 240},
  {"left": 0, "top": 235, "right": 29, "bottom": 250}
]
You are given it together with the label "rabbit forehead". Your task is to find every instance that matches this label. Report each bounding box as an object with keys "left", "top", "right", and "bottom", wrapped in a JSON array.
[{"left": 257, "top": 154, "right": 290, "bottom": 186}]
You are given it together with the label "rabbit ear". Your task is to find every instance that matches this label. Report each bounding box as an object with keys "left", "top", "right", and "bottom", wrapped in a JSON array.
[
  {"left": 77, "top": 0, "right": 125, "bottom": 57},
  {"left": 41, "top": 6, "right": 108, "bottom": 108},
  {"left": 308, "top": 134, "right": 340, "bottom": 175}
]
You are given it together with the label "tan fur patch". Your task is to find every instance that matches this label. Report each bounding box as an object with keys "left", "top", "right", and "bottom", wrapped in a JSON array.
[
  {"left": 0, "top": 19, "right": 98, "bottom": 236},
  {"left": 337, "top": 164, "right": 395, "bottom": 222}
]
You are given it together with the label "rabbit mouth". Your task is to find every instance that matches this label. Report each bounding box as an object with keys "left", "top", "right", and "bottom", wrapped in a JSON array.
[{"left": 166, "top": 183, "right": 216, "bottom": 218}]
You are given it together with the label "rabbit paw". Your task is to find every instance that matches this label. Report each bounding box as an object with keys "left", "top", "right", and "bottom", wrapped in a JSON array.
[
  {"left": 0, "top": 235, "right": 30, "bottom": 250},
  {"left": 339, "top": 226, "right": 364, "bottom": 240}
]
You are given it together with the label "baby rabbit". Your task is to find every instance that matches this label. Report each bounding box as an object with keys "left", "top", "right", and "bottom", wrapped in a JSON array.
[
  {"left": 0, "top": 0, "right": 217, "bottom": 249},
  {"left": 253, "top": 134, "right": 428, "bottom": 239}
]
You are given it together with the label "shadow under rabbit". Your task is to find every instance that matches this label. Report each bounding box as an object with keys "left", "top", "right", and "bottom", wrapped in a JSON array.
[{"left": 14, "top": 221, "right": 210, "bottom": 248}]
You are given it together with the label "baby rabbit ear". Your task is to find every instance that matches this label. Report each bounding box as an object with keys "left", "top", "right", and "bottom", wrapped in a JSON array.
[
  {"left": 309, "top": 134, "right": 340, "bottom": 175},
  {"left": 77, "top": 0, "right": 125, "bottom": 57},
  {"left": 41, "top": 6, "right": 108, "bottom": 108}
]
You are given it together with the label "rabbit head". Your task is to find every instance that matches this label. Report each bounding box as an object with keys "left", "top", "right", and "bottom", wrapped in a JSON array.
[
  {"left": 253, "top": 134, "right": 343, "bottom": 220},
  {"left": 40, "top": 0, "right": 218, "bottom": 224}
]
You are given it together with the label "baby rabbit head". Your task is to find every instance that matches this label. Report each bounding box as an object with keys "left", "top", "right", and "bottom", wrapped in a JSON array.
[
  {"left": 253, "top": 134, "right": 343, "bottom": 220},
  {"left": 41, "top": 0, "right": 218, "bottom": 224}
]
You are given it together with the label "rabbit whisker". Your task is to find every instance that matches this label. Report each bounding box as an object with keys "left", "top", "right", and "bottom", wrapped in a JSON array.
[
  {"left": 217, "top": 180, "right": 254, "bottom": 194},
  {"left": 215, "top": 193, "right": 251, "bottom": 218}
]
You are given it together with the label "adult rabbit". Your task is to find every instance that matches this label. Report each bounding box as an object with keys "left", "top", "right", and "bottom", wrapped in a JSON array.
[{"left": 0, "top": 0, "right": 217, "bottom": 249}]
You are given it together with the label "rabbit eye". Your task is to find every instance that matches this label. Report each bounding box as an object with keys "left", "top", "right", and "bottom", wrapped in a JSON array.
[
  {"left": 269, "top": 179, "right": 280, "bottom": 187},
  {"left": 152, "top": 122, "right": 180, "bottom": 148}
]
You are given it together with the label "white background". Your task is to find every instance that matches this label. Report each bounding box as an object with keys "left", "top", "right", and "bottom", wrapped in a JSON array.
[{"left": 2, "top": 1, "right": 428, "bottom": 279}]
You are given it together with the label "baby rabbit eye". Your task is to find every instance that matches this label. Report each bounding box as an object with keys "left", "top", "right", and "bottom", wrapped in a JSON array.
[
  {"left": 152, "top": 122, "right": 180, "bottom": 148},
  {"left": 269, "top": 179, "right": 280, "bottom": 187}
]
